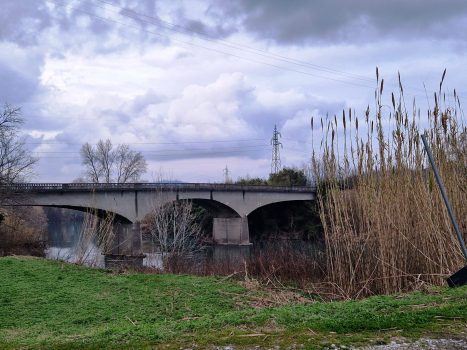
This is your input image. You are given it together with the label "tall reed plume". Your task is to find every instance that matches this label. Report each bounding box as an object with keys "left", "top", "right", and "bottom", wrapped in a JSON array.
[{"left": 312, "top": 69, "right": 467, "bottom": 298}]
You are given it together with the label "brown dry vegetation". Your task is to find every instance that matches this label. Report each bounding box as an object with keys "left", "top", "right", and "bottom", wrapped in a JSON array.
[
  {"left": 0, "top": 206, "right": 48, "bottom": 257},
  {"left": 155, "top": 241, "right": 327, "bottom": 298},
  {"left": 311, "top": 69, "right": 467, "bottom": 298}
]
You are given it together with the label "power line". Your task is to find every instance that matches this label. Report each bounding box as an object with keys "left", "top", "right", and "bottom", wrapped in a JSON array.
[
  {"left": 26, "top": 138, "right": 270, "bottom": 146},
  {"left": 45, "top": 0, "right": 386, "bottom": 92},
  {"left": 42, "top": 1, "right": 460, "bottom": 100},
  {"left": 282, "top": 137, "right": 315, "bottom": 145},
  {"left": 38, "top": 147, "right": 271, "bottom": 159},
  {"left": 27, "top": 115, "right": 273, "bottom": 126},
  {"left": 73, "top": 0, "right": 382, "bottom": 86},
  {"left": 33, "top": 144, "right": 270, "bottom": 154},
  {"left": 77, "top": 0, "right": 437, "bottom": 95}
]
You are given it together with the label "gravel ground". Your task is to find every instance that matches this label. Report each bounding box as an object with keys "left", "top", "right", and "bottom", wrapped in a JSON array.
[
  {"left": 354, "top": 336, "right": 467, "bottom": 349},
  {"left": 206, "top": 335, "right": 467, "bottom": 349}
]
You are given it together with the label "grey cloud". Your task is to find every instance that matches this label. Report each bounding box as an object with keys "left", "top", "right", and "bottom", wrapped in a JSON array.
[
  {"left": 0, "top": 0, "right": 53, "bottom": 46},
  {"left": 118, "top": 0, "right": 159, "bottom": 18},
  {"left": 208, "top": 0, "right": 467, "bottom": 45},
  {"left": 74, "top": 1, "right": 114, "bottom": 36},
  {"left": 132, "top": 88, "right": 165, "bottom": 112},
  {"left": 0, "top": 0, "right": 171, "bottom": 111},
  {"left": 173, "top": 7, "right": 238, "bottom": 40},
  {"left": 1, "top": 0, "right": 169, "bottom": 50},
  {"left": 0, "top": 62, "right": 42, "bottom": 104},
  {"left": 241, "top": 94, "right": 344, "bottom": 129}
]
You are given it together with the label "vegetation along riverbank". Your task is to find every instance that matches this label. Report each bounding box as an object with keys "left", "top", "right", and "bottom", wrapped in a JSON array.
[{"left": 1, "top": 256, "right": 466, "bottom": 349}]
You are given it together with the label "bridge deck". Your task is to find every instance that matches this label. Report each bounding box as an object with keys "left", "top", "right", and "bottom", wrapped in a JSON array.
[{"left": 1, "top": 183, "right": 316, "bottom": 193}]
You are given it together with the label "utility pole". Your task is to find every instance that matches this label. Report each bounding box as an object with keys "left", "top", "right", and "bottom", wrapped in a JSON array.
[
  {"left": 271, "top": 125, "right": 283, "bottom": 174},
  {"left": 223, "top": 165, "right": 231, "bottom": 183}
]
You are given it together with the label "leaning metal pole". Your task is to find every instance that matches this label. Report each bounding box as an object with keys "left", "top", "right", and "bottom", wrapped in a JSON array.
[{"left": 421, "top": 133, "right": 467, "bottom": 263}]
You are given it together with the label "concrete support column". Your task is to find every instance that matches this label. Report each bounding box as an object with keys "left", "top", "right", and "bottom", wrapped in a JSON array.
[
  {"left": 213, "top": 217, "right": 250, "bottom": 245},
  {"left": 105, "top": 221, "right": 145, "bottom": 267},
  {"left": 212, "top": 245, "right": 251, "bottom": 268}
]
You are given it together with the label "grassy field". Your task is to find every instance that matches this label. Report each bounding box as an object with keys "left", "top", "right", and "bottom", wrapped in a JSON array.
[{"left": 1, "top": 256, "right": 467, "bottom": 349}]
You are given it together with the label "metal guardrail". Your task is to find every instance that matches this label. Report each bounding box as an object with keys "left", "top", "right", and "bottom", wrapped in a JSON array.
[{"left": 0, "top": 182, "right": 316, "bottom": 193}]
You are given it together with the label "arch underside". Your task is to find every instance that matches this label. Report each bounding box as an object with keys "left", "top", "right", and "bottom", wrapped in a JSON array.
[
  {"left": 190, "top": 199, "right": 241, "bottom": 218},
  {"left": 182, "top": 197, "right": 313, "bottom": 218},
  {"left": 37, "top": 205, "right": 132, "bottom": 224},
  {"left": 248, "top": 198, "right": 313, "bottom": 215}
]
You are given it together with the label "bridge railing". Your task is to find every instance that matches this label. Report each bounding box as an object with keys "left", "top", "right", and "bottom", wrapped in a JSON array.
[{"left": 0, "top": 183, "right": 316, "bottom": 193}]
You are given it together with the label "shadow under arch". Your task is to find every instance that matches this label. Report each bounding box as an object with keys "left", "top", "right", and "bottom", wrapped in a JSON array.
[
  {"left": 39, "top": 205, "right": 132, "bottom": 224},
  {"left": 246, "top": 200, "right": 318, "bottom": 241},
  {"left": 190, "top": 199, "right": 241, "bottom": 218}
]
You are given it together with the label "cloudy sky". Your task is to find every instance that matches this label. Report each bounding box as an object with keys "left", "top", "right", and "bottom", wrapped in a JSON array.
[{"left": 3, "top": 0, "right": 467, "bottom": 183}]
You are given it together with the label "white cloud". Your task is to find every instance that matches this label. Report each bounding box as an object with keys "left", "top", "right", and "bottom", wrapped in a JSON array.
[{"left": 1, "top": 0, "right": 465, "bottom": 183}]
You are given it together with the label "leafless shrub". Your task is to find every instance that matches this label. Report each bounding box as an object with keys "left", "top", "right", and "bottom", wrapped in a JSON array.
[
  {"left": 143, "top": 196, "right": 204, "bottom": 268},
  {"left": 140, "top": 170, "right": 205, "bottom": 270}
]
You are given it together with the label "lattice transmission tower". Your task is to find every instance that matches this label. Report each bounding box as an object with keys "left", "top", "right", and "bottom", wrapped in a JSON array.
[
  {"left": 223, "top": 165, "right": 231, "bottom": 183},
  {"left": 270, "top": 125, "right": 283, "bottom": 174}
]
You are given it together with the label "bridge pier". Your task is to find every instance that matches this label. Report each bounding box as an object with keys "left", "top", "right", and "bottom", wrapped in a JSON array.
[
  {"left": 213, "top": 217, "right": 250, "bottom": 245},
  {"left": 105, "top": 221, "right": 145, "bottom": 268}
]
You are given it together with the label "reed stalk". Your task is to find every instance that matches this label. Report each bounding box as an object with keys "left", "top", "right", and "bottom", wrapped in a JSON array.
[
  {"left": 312, "top": 70, "right": 467, "bottom": 297},
  {"left": 74, "top": 203, "right": 116, "bottom": 267}
]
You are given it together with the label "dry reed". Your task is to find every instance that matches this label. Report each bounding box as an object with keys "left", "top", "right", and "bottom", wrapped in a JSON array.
[
  {"left": 311, "top": 69, "right": 467, "bottom": 298},
  {"left": 73, "top": 203, "right": 116, "bottom": 266}
]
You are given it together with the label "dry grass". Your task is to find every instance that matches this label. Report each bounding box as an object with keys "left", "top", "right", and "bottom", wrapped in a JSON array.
[{"left": 311, "top": 69, "right": 467, "bottom": 298}]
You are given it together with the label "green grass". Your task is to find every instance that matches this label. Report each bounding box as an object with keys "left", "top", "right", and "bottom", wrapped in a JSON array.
[{"left": 1, "top": 256, "right": 467, "bottom": 349}]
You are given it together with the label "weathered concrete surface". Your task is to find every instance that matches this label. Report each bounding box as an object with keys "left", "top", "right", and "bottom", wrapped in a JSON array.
[
  {"left": 5, "top": 183, "right": 316, "bottom": 248},
  {"left": 107, "top": 221, "right": 143, "bottom": 257},
  {"left": 212, "top": 217, "right": 250, "bottom": 245},
  {"left": 21, "top": 185, "right": 315, "bottom": 224}
]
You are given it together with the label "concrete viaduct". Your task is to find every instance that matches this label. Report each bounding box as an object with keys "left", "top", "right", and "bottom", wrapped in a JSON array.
[{"left": 3, "top": 183, "right": 316, "bottom": 264}]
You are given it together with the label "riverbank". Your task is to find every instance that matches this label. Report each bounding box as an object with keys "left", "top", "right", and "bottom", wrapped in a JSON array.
[{"left": 1, "top": 256, "right": 466, "bottom": 349}]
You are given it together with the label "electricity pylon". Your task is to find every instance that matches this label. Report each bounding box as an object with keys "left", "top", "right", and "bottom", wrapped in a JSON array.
[
  {"left": 271, "top": 125, "right": 283, "bottom": 174},
  {"left": 223, "top": 165, "right": 231, "bottom": 183}
]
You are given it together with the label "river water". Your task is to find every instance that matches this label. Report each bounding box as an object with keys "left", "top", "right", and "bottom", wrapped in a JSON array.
[
  {"left": 46, "top": 221, "right": 257, "bottom": 269},
  {"left": 46, "top": 221, "right": 322, "bottom": 269}
]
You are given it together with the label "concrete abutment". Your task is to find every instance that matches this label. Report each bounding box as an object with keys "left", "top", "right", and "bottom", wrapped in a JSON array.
[
  {"left": 105, "top": 221, "right": 145, "bottom": 267},
  {"left": 212, "top": 217, "right": 250, "bottom": 245}
]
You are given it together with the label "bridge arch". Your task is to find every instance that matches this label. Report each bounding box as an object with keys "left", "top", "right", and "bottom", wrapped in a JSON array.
[
  {"left": 38, "top": 205, "right": 132, "bottom": 224},
  {"left": 191, "top": 199, "right": 240, "bottom": 218}
]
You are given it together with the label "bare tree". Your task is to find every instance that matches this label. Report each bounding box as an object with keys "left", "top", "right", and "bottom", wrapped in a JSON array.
[
  {"left": 79, "top": 139, "right": 147, "bottom": 183},
  {"left": 96, "top": 139, "right": 114, "bottom": 183},
  {"left": 79, "top": 142, "right": 102, "bottom": 183},
  {"left": 0, "top": 104, "right": 39, "bottom": 205},
  {"left": 115, "top": 144, "right": 147, "bottom": 183},
  {"left": 142, "top": 172, "right": 204, "bottom": 268}
]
